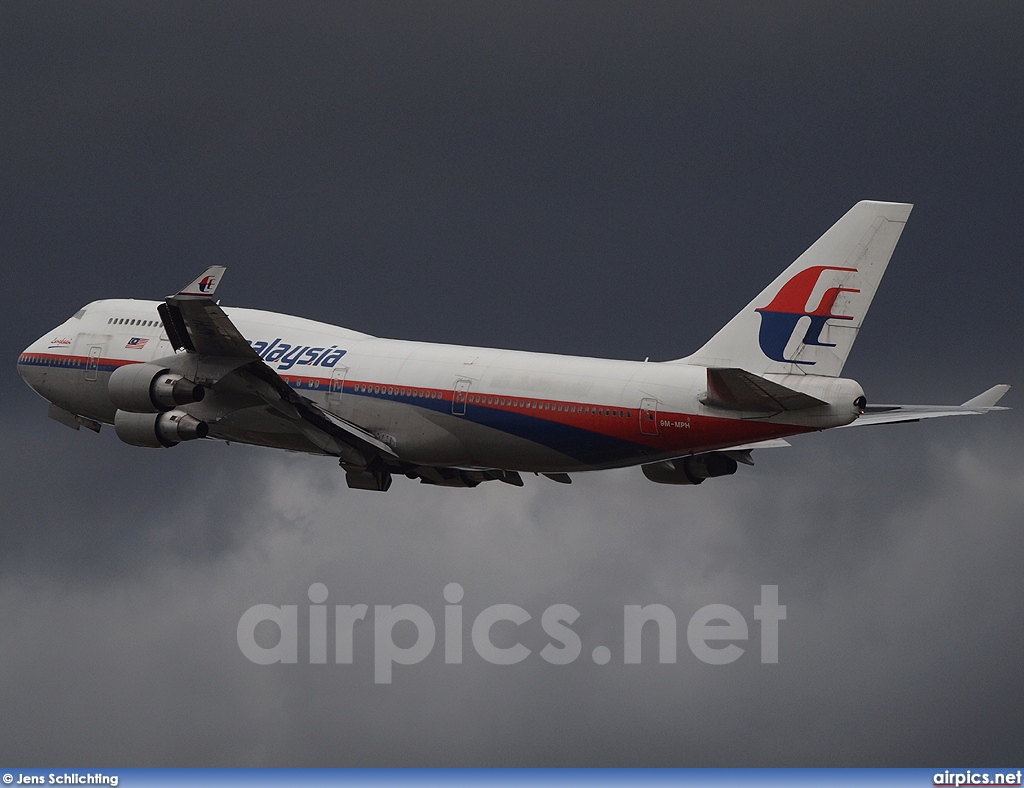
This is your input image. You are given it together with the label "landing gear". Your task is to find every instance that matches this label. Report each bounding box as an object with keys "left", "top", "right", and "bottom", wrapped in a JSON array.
[{"left": 344, "top": 467, "right": 393, "bottom": 492}]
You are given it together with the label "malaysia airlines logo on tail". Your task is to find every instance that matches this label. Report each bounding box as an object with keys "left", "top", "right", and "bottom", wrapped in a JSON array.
[
  {"left": 755, "top": 266, "right": 860, "bottom": 365},
  {"left": 198, "top": 275, "right": 216, "bottom": 293}
]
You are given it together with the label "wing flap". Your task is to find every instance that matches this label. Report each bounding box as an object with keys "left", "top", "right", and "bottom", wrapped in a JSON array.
[{"left": 231, "top": 355, "right": 397, "bottom": 461}]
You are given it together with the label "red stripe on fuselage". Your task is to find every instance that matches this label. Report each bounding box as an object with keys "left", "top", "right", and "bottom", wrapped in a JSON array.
[{"left": 19, "top": 353, "right": 813, "bottom": 456}]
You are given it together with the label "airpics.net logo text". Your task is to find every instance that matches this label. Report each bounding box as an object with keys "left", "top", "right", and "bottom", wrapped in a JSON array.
[{"left": 237, "top": 584, "right": 786, "bottom": 684}]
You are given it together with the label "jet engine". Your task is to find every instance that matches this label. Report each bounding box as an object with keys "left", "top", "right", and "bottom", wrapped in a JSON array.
[
  {"left": 641, "top": 452, "right": 738, "bottom": 485},
  {"left": 108, "top": 363, "right": 205, "bottom": 413},
  {"left": 114, "top": 409, "right": 209, "bottom": 448}
]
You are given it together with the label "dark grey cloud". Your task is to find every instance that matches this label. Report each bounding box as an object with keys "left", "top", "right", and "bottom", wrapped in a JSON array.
[
  {"left": 1, "top": 416, "right": 1021, "bottom": 766},
  {"left": 1, "top": 3, "right": 1021, "bottom": 767}
]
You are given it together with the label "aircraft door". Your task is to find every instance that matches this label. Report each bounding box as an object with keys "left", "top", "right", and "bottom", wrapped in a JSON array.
[
  {"left": 74, "top": 333, "right": 110, "bottom": 383},
  {"left": 640, "top": 397, "right": 659, "bottom": 436},
  {"left": 452, "top": 378, "right": 472, "bottom": 416},
  {"left": 327, "top": 367, "right": 348, "bottom": 410},
  {"left": 85, "top": 346, "right": 102, "bottom": 382}
]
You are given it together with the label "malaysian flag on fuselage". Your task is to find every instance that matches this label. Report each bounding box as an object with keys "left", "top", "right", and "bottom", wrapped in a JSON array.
[{"left": 125, "top": 337, "right": 150, "bottom": 349}]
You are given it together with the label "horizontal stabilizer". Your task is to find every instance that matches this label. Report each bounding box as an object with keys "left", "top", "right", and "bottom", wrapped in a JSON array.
[
  {"left": 843, "top": 385, "right": 1011, "bottom": 428},
  {"left": 701, "top": 367, "right": 827, "bottom": 412}
]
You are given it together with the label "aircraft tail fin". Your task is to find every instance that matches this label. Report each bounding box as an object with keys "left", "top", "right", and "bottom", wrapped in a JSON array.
[{"left": 681, "top": 201, "right": 913, "bottom": 377}]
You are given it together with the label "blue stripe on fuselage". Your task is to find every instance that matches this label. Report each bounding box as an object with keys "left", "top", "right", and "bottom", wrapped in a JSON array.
[{"left": 344, "top": 385, "right": 653, "bottom": 466}]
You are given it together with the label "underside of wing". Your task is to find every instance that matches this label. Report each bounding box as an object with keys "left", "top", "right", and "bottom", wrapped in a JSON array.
[{"left": 159, "top": 266, "right": 396, "bottom": 467}]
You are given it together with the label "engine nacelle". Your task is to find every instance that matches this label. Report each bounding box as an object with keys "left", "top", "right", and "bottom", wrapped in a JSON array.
[
  {"left": 108, "top": 363, "right": 205, "bottom": 413},
  {"left": 114, "top": 409, "right": 209, "bottom": 448},
  {"left": 642, "top": 452, "right": 738, "bottom": 485}
]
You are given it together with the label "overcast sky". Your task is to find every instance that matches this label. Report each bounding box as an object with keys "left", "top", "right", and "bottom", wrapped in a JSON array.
[{"left": 1, "top": 3, "right": 1022, "bottom": 767}]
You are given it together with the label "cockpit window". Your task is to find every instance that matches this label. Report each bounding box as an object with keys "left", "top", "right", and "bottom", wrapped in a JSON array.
[{"left": 72, "top": 308, "right": 87, "bottom": 319}]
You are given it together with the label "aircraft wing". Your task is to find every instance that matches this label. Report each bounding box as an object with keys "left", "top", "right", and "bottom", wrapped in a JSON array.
[
  {"left": 722, "top": 438, "right": 792, "bottom": 450},
  {"left": 158, "top": 266, "right": 261, "bottom": 359},
  {"left": 843, "top": 385, "right": 1011, "bottom": 427},
  {"left": 159, "top": 267, "right": 396, "bottom": 464}
]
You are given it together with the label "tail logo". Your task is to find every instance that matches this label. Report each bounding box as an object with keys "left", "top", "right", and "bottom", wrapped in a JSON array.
[
  {"left": 755, "top": 266, "right": 859, "bottom": 365},
  {"left": 198, "top": 275, "right": 216, "bottom": 293}
]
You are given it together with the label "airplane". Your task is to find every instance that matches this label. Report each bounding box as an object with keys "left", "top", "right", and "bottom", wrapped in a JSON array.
[{"left": 17, "top": 200, "right": 1010, "bottom": 491}]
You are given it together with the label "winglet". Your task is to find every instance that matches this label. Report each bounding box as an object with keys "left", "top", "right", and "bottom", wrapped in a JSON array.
[
  {"left": 177, "top": 266, "right": 226, "bottom": 298},
  {"left": 961, "top": 384, "right": 1011, "bottom": 409}
]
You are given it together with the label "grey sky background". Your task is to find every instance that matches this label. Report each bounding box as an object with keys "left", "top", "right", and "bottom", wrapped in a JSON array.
[{"left": 2, "top": 3, "right": 1022, "bottom": 767}]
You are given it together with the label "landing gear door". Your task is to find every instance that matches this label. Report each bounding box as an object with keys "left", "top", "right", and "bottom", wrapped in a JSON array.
[
  {"left": 640, "top": 397, "right": 659, "bottom": 436},
  {"left": 452, "top": 378, "right": 472, "bottom": 416}
]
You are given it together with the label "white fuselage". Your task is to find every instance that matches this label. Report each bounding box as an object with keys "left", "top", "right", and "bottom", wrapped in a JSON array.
[{"left": 18, "top": 299, "right": 862, "bottom": 473}]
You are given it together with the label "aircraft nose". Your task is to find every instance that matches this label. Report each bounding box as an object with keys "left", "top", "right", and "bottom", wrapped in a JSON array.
[{"left": 17, "top": 333, "right": 50, "bottom": 391}]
